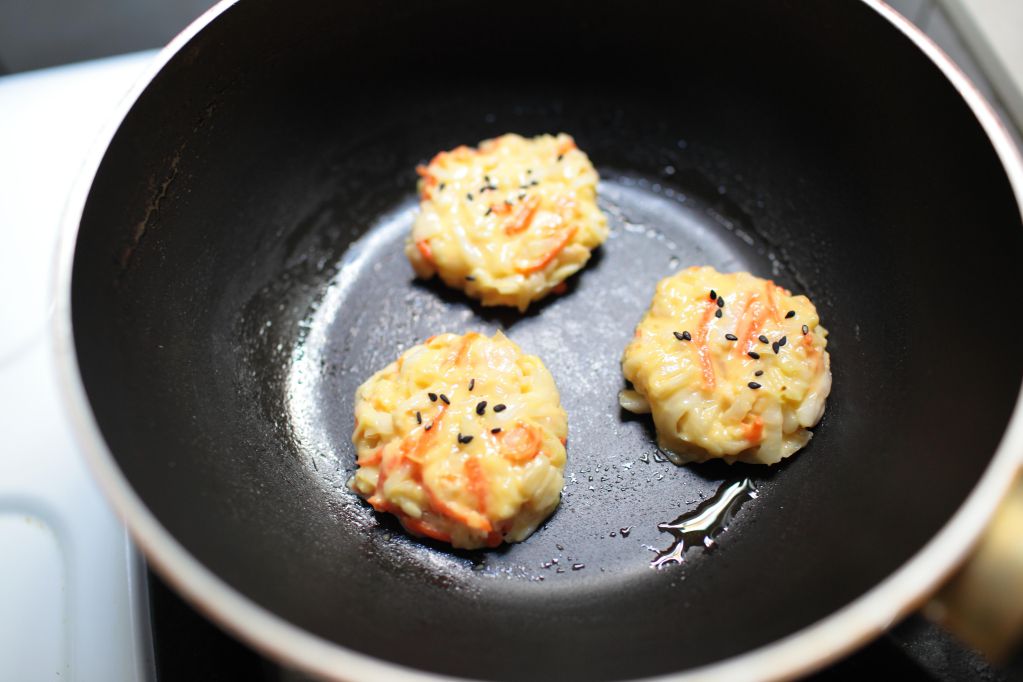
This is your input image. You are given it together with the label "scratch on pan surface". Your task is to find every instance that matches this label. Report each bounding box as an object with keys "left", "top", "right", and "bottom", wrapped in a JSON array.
[{"left": 118, "top": 151, "right": 182, "bottom": 270}]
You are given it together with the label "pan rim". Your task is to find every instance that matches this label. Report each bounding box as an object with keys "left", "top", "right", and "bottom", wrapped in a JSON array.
[{"left": 50, "top": 1, "right": 1023, "bottom": 680}]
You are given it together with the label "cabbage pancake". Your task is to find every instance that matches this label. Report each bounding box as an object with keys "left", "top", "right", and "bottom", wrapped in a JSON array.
[
  {"left": 406, "top": 133, "right": 608, "bottom": 311},
  {"left": 350, "top": 332, "right": 568, "bottom": 549},
  {"left": 620, "top": 266, "right": 831, "bottom": 465}
]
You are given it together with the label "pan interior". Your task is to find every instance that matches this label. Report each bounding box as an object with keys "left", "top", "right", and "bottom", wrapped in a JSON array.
[
  {"left": 286, "top": 173, "right": 775, "bottom": 578},
  {"left": 70, "top": 1, "right": 1023, "bottom": 680}
]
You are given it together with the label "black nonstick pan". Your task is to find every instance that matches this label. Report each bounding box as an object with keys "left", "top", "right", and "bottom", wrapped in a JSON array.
[{"left": 56, "top": 1, "right": 1023, "bottom": 680}]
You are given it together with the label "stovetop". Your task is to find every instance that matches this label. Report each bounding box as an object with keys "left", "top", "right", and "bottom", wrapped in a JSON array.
[{"left": 145, "top": 568, "right": 1015, "bottom": 681}]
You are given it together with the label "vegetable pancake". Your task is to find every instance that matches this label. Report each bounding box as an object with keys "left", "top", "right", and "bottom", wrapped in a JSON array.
[
  {"left": 620, "top": 266, "right": 831, "bottom": 465},
  {"left": 406, "top": 133, "right": 608, "bottom": 311},
  {"left": 351, "top": 332, "right": 568, "bottom": 549}
]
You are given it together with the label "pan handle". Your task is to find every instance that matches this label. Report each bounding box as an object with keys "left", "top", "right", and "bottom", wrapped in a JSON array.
[{"left": 925, "top": 473, "right": 1023, "bottom": 662}]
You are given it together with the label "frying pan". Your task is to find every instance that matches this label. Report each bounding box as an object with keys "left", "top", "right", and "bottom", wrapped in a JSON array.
[{"left": 55, "top": 1, "right": 1023, "bottom": 680}]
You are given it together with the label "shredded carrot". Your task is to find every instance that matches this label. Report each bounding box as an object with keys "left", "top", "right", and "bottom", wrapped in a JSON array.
[
  {"left": 743, "top": 416, "right": 764, "bottom": 444},
  {"left": 369, "top": 497, "right": 452, "bottom": 543},
  {"left": 516, "top": 226, "right": 577, "bottom": 274},
  {"left": 423, "top": 485, "right": 492, "bottom": 532},
  {"left": 402, "top": 514, "right": 452, "bottom": 543},
  {"left": 356, "top": 447, "right": 383, "bottom": 467},
  {"left": 556, "top": 137, "right": 577, "bottom": 156},
  {"left": 485, "top": 531, "right": 503, "bottom": 548},
  {"left": 367, "top": 495, "right": 395, "bottom": 514},
  {"left": 488, "top": 201, "right": 514, "bottom": 216},
  {"left": 465, "top": 456, "right": 488, "bottom": 515},
  {"left": 552, "top": 282, "right": 568, "bottom": 295},
  {"left": 735, "top": 295, "right": 768, "bottom": 357},
  {"left": 499, "top": 424, "right": 543, "bottom": 463},
  {"left": 387, "top": 405, "right": 445, "bottom": 468},
  {"left": 504, "top": 195, "right": 541, "bottom": 235},
  {"left": 416, "top": 239, "right": 434, "bottom": 265},
  {"left": 694, "top": 298, "right": 718, "bottom": 390},
  {"left": 453, "top": 332, "right": 478, "bottom": 366},
  {"left": 415, "top": 165, "right": 439, "bottom": 200}
]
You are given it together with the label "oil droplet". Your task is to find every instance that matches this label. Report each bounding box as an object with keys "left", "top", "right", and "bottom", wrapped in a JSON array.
[
  {"left": 556, "top": 544, "right": 564, "bottom": 551},
  {"left": 651, "top": 478, "right": 757, "bottom": 569},
  {"left": 572, "top": 563, "right": 585, "bottom": 571},
  {"left": 620, "top": 527, "right": 632, "bottom": 537}
]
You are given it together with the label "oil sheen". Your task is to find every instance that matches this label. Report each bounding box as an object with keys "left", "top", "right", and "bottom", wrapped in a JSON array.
[{"left": 651, "top": 478, "right": 757, "bottom": 568}]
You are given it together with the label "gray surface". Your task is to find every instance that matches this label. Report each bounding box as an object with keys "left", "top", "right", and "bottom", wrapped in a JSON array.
[
  {"left": 890, "top": 0, "right": 1023, "bottom": 147},
  {"left": 0, "top": 0, "right": 214, "bottom": 74}
]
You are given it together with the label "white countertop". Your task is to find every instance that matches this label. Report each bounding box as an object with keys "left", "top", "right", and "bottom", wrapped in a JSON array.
[{"left": 0, "top": 51, "right": 157, "bottom": 682}]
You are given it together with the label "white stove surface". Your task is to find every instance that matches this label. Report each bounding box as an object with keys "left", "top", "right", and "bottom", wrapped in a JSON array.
[{"left": 0, "top": 51, "right": 157, "bottom": 682}]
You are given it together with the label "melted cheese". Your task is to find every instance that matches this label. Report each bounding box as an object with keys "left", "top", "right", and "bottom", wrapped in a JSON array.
[
  {"left": 620, "top": 266, "right": 831, "bottom": 465},
  {"left": 406, "top": 133, "right": 608, "bottom": 311},
  {"left": 350, "top": 332, "right": 567, "bottom": 549}
]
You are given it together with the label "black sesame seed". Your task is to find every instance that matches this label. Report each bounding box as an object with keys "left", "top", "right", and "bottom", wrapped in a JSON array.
[
  {"left": 785, "top": 310, "right": 796, "bottom": 319},
  {"left": 428, "top": 392, "right": 438, "bottom": 402},
  {"left": 530, "top": 179, "right": 539, "bottom": 186},
  {"left": 802, "top": 324, "right": 809, "bottom": 335},
  {"left": 493, "top": 404, "right": 507, "bottom": 413},
  {"left": 725, "top": 333, "right": 738, "bottom": 341},
  {"left": 674, "top": 331, "right": 690, "bottom": 341},
  {"left": 425, "top": 422, "right": 433, "bottom": 431},
  {"left": 557, "top": 154, "right": 564, "bottom": 161},
  {"left": 748, "top": 351, "right": 760, "bottom": 360},
  {"left": 466, "top": 193, "right": 474, "bottom": 201},
  {"left": 778, "top": 335, "right": 788, "bottom": 347},
  {"left": 772, "top": 342, "right": 781, "bottom": 354},
  {"left": 484, "top": 207, "right": 492, "bottom": 216},
  {"left": 440, "top": 394, "right": 450, "bottom": 405},
  {"left": 465, "top": 275, "right": 476, "bottom": 281},
  {"left": 476, "top": 401, "right": 487, "bottom": 415},
  {"left": 491, "top": 427, "right": 502, "bottom": 434},
  {"left": 484, "top": 175, "right": 491, "bottom": 183},
  {"left": 755, "top": 370, "right": 764, "bottom": 376},
  {"left": 748, "top": 382, "right": 762, "bottom": 389},
  {"left": 416, "top": 411, "right": 422, "bottom": 424},
  {"left": 458, "top": 433, "right": 474, "bottom": 444},
  {"left": 468, "top": 378, "right": 475, "bottom": 391},
  {"left": 759, "top": 335, "right": 769, "bottom": 344},
  {"left": 682, "top": 330, "right": 692, "bottom": 341},
  {"left": 715, "top": 309, "right": 723, "bottom": 318},
  {"left": 710, "top": 290, "right": 717, "bottom": 300},
  {"left": 518, "top": 192, "right": 526, "bottom": 200},
  {"left": 527, "top": 169, "right": 533, "bottom": 174},
  {"left": 717, "top": 297, "right": 725, "bottom": 308},
  {"left": 438, "top": 182, "right": 446, "bottom": 190},
  {"left": 504, "top": 199, "right": 513, "bottom": 207}
]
